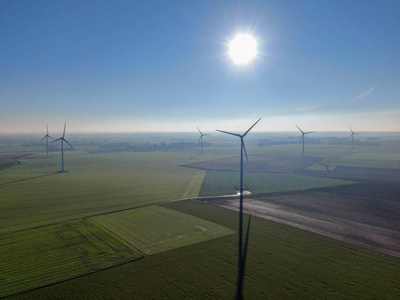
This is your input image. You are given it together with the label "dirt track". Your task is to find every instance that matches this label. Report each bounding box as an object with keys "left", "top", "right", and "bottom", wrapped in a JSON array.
[{"left": 204, "top": 183, "right": 400, "bottom": 258}]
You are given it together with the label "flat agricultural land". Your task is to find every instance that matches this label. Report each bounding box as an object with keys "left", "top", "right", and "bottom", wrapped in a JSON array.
[
  {"left": 206, "top": 181, "right": 400, "bottom": 258},
  {"left": 2, "top": 139, "right": 400, "bottom": 299},
  {"left": 198, "top": 170, "right": 352, "bottom": 196},
  {"left": 9, "top": 200, "right": 400, "bottom": 299},
  {"left": 182, "top": 155, "right": 320, "bottom": 172},
  {"left": 0, "top": 151, "right": 206, "bottom": 233},
  {"left": 91, "top": 206, "right": 234, "bottom": 255},
  {"left": 0, "top": 219, "right": 141, "bottom": 298}
]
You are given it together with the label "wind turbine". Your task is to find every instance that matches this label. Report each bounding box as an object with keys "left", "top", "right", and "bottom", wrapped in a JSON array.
[
  {"left": 51, "top": 122, "right": 75, "bottom": 172},
  {"left": 348, "top": 127, "right": 358, "bottom": 149},
  {"left": 40, "top": 124, "right": 54, "bottom": 158},
  {"left": 296, "top": 125, "right": 315, "bottom": 157},
  {"left": 216, "top": 117, "right": 261, "bottom": 299},
  {"left": 197, "top": 127, "right": 211, "bottom": 154}
]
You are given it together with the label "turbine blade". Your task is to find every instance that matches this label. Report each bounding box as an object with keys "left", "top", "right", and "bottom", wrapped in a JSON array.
[
  {"left": 48, "top": 135, "right": 55, "bottom": 141},
  {"left": 63, "top": 122, "right": 67, "bottom": 137},
  {"left": 63, "top": 138, "right": 75, "bottom": 150},
  {"left": 197, "top": 136, "right": 202, "bottom": 144},
  {"left": 296, "top": 125, "right": 304, "bottom": 134},
  {"left": 242, "top": 139, "right": 249, "bottom": 162},
  {"left": 40, "top": 136, "right": 46, "bottom": 141},
  {"left": 299, "top": 134, "right": 304, "bottom": 143},
  {"left": 349, "top": 127, "right": 353, "bottom": 134},
  {"left": 216, "top": 129, "right": 241, "bottom": 138},
  {"left": 50, "top": 138, "right": 62, "bottom": 143},
  {"left": 47, "top": 124, "right": 49, "bottom": 135},
  {"left": 304, "top": 131, "right": 315, "bottom": 134},
  {"left": 243, "top": 118, "right": 261, "bottom": 137},
  {"left": 197, "top": 127, "right": 202, "bottom": 135}
]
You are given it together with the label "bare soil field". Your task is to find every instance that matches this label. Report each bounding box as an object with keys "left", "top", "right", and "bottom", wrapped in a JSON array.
[
  {"left": 203, "top": 181, "right": 400, "bottom": 258},
  {"left": 303, "top": 166, "right": 400, "bottom": 182},
  {"left": 182, "top": 155, "right": 320, "bottom": 173}
]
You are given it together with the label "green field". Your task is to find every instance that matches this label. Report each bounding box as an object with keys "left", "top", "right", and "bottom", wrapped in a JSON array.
[
  {"left": 1, "top": 140, "right": 400, "bottom": 298},
  {"left": 199, "top": 170, "right": 352, "bottom": 197},
  {"left": 9, "top": 201, "right": 400, "bottom": 299},
  {"left": 92, "top": 206, "right": 235, "bottom": 255},
  {"left": 0, "top": 219, "right": 141, "bottom": 298},
  {"left": 0, "top": 152, "right": 206, "bottom": 233}
]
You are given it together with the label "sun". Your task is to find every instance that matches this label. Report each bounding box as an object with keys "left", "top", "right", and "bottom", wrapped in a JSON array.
[{"left": 229, "top": 34, "right": 258, "bottom": 65}]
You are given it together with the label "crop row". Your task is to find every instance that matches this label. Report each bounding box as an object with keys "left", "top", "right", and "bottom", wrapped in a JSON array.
[
  {"left": 92, "top": 206, "right": 235, "bottom": 255},
  {"left": 0, "top": 219, "right": 141, "bottom": 298}
]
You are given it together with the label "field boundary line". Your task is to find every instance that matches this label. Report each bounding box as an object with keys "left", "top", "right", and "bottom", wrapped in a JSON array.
[{"left": 182, "top": 170, "right": 201, "bottom": 198}]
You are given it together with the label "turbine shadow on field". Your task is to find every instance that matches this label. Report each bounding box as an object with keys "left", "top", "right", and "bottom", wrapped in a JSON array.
[{"left": 0, "top": 172, "right": 59, "bottom": 188}]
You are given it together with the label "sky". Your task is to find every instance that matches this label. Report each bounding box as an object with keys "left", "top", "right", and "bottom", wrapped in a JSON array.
[{"left": 1, "top": 0, "right": 399, "bottom": 134}]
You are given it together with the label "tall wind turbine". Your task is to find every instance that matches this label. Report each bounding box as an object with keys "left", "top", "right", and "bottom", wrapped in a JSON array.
[
  {"left": 296, "top": 125, "right": 315, "bottom": 157},
  {"left": 348, "top": 127, "right": 358, "bottom": 149},
  {"left": 51, "top": 122, "right": 75, "bottom": 172},
  {"left": 197, "top": 127, "right": 210, "bottom": 154},
  {"left": 216, "top": 117, "right": 261, "bottom": 299},
  {"left": 40, "top": 124, "right": 54, "bottom": 158}
]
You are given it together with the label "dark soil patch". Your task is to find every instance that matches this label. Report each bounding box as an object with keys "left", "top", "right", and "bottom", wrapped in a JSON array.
[
  {"left": 201, "top": 182, "right": 400, "bottom": 258},
  {"left": 303, "top": 166, "right": 400, "bottom": 182}
]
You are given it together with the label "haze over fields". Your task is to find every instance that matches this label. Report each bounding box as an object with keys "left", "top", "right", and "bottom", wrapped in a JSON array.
[
  {"left": 1, "top": 1, "right": 400, "bottom": 299},
  {"left": 1, "top": 1, "right": 400, "bottom": 133}
]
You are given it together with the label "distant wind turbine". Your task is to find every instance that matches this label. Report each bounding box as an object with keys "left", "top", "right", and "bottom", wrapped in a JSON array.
[
  {"left": 40, "top": 124, "right": 54, "bottom": 158},
  {"left": 216, "top": 117, "right": 261, "bottom": 299},
  {"left": 348, "top": 127, "right": 358, "bottom": 149},
  {"left": 51, "top": 122, "right": 75, "bottom": 172},
  {"left": 197, "top": 127, "right": 211, "bottom": 154},
  {"left": 296, "top": 125, "right": 315, "bottom": 157}
]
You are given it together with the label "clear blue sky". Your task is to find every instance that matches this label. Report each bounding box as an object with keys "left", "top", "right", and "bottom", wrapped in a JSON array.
[{"left": 1, "top": 0, "right": 399, "bottom": 134}]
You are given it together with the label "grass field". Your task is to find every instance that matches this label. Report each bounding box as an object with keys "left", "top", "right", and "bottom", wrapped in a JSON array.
[
  {"left": 0, "top": 151, "right": 207, "bottom": 233},
  {"left": 0, "top": 219, "right": 141, "bottom": 298},
  {"left": 198, "top": 170, "right": 352, "bottom": 197},
  {"left": 2, "top": 139, "right": 400, "bottom": 299},
  {"left": 9, "top": 200, "right": 400, "bottom": 299},
  {"left": 92, "top": 206, "right": 235, "bottom": 255}
]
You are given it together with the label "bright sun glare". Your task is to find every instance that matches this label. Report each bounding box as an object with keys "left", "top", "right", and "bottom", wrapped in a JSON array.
[{"left": 229, "top": 34, "right": 258, "bottom": 65}]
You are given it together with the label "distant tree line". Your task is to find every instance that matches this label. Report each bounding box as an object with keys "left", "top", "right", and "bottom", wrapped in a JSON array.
[
  {"left": 98, "top": 142, "right": 211, "bottom": 153},
  {"left": 258, "top": 137, "right": 379, "bottom": 147}
]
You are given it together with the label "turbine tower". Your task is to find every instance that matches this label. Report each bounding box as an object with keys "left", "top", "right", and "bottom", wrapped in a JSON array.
[
  {"left": 197, "top": 127, "right": 210, "bottom": 154},
  {"left": 348, "top": 127, "right": 358, "bottom": 149},
  {"left": 216, "top": 117, "right": 261, "bottom": 299},
  {"left": 40, "top": 124, "right": 54, "bottom": 158},
  {"left": 51, "top": 122, "right": 75, "bottom": 172},
  {"left": 296, "top": 125, "right": 315, "bottom": 157}
]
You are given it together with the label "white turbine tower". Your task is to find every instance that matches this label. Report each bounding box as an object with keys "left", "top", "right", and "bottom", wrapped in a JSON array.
[
  {"left": 197, "top": 127, "right": 211, "bottom": 155},
  {"left": 216, "top": 117, "right": 261, "bottom": 299},
  {"left": 296, "top": 125, "right": 315, "bottom": 157},
  {"left": 40, "top": 124, "right": 54, "bottom": 158},
  {"left": 51, "top": 122, "right": 75, "bottom": 172}
]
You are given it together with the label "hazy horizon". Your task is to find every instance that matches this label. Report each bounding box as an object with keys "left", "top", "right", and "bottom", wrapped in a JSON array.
[{"left": 1, "top": 1, "right": 399, "bottom": 134}]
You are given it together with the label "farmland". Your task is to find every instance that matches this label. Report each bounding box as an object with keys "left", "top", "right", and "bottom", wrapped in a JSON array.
[
  {"left": 198, "top": 171, "right": 351, "bottom": 197},
  {"left": 92, "top": 206, "right": 235, "bottom": 255},
  {"left": 1, "top": 133, "right": 400, "bottom": 298},
  {"left": 8, "top": 201, "right": 400, "bottom": 299},
  {"left": 0, "top": 151, "right": 207, "bottom": 233},
  {"left": 0, "top": 219, "right": 141, "bottom": 298}
]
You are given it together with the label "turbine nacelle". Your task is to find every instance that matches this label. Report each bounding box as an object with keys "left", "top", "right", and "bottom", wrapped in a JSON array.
[
  {"left": 216, "top": 118, "right": 261, "bottom": 162},
  {"left": 50, "top": 122, "right": 75, "bottom": 172}
]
